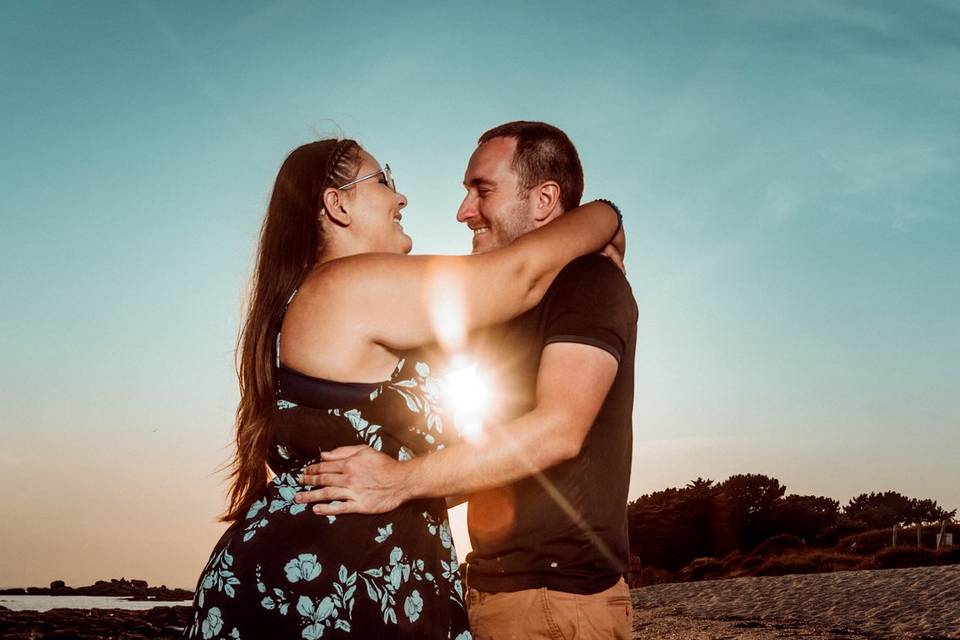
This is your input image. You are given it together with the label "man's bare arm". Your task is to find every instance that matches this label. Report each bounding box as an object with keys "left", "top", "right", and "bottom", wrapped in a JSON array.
[{"left": 296, "top": 342, "right": 618, "bottom": 514}]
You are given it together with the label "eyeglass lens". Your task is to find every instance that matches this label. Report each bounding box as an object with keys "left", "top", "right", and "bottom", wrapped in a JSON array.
[{"left": 383, "top": 165, "right": 396, "bottom": 192}]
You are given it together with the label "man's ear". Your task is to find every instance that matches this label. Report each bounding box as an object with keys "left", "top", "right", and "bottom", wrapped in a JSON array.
[
  {"left": 533, "top": 181, "right": 562, "bottom": 224},
  {"left": 321, "top": 187, "right": 351, "bottom": 227}
]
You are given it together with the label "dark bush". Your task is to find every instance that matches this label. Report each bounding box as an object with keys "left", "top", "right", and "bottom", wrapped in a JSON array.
[
  {"left": 750, "top": 534, "right": 806, "bottom": 557},
  {"left": 628, "top": 564, "right": 678, "bottom": 587},
  {"left": 629, "top": 484, "right": 715, "bottom": 570},
  {"left": 874, "top": 546, "right": 938, "bottom": 569},
  {"left": 813, "top": 518, "right": 870, "bottom": 547},
  {"left": 734, "top": 534, "right": 807, "bottom": 575},
  {"left": 935, "top": 547, "right": 960, "bottom": 565},
  {"left": 749, "top": 552, "right": 865, "bottom": 577},
  {"left": 739, "top": 554, "right": 764, "bottom": 572},
  {"left": 839, "top": 523, "right": 960, "bottom": 556},
  {"left": 749, "top": 554, "right": 818, "bottom": 576},
  {"left": 681, "top": 557, "right": 726, "bottom": 581},
  {"left": 720, "top": 551, "right": 745, "bottom": 573},
  {"left": 838, "top": 528, "right": 896, "bottom": 555}
]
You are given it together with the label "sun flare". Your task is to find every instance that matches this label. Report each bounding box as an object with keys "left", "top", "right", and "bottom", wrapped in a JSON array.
[{"left": 442, "top": 356, "right": 494, "bottom": 444}]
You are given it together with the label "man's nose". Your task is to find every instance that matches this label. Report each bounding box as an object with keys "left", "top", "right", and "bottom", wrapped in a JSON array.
[{"left": 456, "top": 195, "right": 476, "bottom": 223}]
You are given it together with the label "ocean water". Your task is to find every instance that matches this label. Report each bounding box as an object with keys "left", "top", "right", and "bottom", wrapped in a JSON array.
[{"left": 0, "top": 595, "right": 193, "bottom": 612}]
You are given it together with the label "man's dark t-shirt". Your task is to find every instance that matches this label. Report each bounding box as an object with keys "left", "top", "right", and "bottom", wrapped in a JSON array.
[{"left": 464, "top": 255, "right": 638, "bottom": 595}]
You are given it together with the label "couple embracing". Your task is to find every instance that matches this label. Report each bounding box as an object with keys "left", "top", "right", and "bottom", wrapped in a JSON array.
[{"left": 183, "top": 121, "right": 637, "bottom": 640}]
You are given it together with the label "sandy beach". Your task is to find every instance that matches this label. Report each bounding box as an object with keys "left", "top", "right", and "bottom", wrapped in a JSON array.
[
  {"left": 631, "top": 565, "right": 959, "bottom": 639},
  {"left": 2, "top": 565, "right": 957, "bottom": 638}
]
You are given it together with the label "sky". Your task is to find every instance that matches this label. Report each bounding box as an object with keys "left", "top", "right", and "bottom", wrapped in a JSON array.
[{"left": 1, "top": 0, "right": 958, "bottom": 589}]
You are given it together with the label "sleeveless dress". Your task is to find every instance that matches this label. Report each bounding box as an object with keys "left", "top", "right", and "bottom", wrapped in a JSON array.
[{"left": 183, "top": 295, "right": 471, "bottom": 639}]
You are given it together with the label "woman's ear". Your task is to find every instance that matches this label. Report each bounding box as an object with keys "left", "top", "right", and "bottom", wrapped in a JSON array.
[{"left": 321, "top": 187, "right": 351, "bottom": 227}]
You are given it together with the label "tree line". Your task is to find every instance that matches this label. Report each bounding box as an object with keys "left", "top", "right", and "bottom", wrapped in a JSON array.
[{"left": 627, "top": 474, "right": 956, "bottom": 570}]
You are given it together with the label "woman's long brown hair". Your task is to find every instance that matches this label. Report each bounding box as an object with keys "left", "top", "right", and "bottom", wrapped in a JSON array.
[{"left": 222, "top": 139, "right": 361, "bottom": 523}]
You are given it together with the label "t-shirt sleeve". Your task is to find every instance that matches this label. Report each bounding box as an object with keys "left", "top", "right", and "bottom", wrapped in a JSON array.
[{"left": 541, "top": 256, "right": 637, "bottom": 363}]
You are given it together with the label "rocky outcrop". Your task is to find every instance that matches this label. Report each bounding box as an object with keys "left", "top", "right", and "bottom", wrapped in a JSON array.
[
  {"left": 0, "top": 605, "right": 192, "bottom": 639},
  {"left": 0, "top": 579, "right": 192, "bottom": 601}
]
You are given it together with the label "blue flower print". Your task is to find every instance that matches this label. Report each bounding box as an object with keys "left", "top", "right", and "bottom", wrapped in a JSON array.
[
  {"left": 242, "top": 517, "right": 269, "bottom": 542},
  {"left": 239, "top": 473, "right": 312, "bottom": 544},
  {"left": 439, "top": 522, "right": 453, "bottom": 550},
  {"left": 273, "top": 473, "right": 303, "bottom": 504},
  {"left": 389, "top": 377, "right": 423, "bottom": 414},
  {"left": 415, "top": 363, "right": 442, "bottom": 407},
  {"left": 201, "top": 606, "right": 223, "bottom": 639},
  {"left": 403, "top": 589, "right": 423, "bottom": 622},
  {"left": 387, "top": 362, "right": 455, "bottom": 449},
  {"left": 285, "top": 553, "right": 322, "bottom": 583},
  {"left": 334, "top": 408, "right": 384, "bottom": 450},
  {"left": 262, "top": 474, "right": 308, "bottom": 521},
  {"left": 374, "top": 523, "right": 393, "bottom": 543},
  {"left": 246, "top": 497, "right": 267, "bottom": 520},
  {"left": 297, "top": 595, "right": 335, "bottom": 639},
  {"left": 256, "top": 565, "right": 291, "bottom": 616},
  {"left": 358, "top": 545, "right": 441, "bottom": 626},
  {"left": 333, "top": 564, "right": 358, "bottom": 618},
  {"left": 196, "top": 548, "right": 240, "bottom": 607}
]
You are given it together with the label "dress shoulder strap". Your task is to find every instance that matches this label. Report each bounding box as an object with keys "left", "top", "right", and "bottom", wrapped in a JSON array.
[{"left": 275, "top": 289, "right": 299, "bottom": 369}]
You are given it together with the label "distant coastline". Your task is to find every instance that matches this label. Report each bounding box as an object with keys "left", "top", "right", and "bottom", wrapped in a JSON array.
[{"left": 0, "top": 578, "right": 192, "bottom": 602}]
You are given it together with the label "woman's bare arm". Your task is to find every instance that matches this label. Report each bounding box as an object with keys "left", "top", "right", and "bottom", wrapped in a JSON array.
[{"left": 314, "top": 200, "right": 620, "bottom": 351}]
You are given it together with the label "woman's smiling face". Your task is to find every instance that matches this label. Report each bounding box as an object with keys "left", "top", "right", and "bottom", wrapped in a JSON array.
[{"left": 338, "top": 150, "right": 411, "bottom": 255}]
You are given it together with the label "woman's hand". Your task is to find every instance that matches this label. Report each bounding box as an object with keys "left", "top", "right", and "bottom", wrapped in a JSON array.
[{"left": 600, "top": 225, "right": 626, "bottom": 274}]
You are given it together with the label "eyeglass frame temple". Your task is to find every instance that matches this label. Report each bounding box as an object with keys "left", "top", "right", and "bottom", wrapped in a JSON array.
[{"left": 336, "top": 164, "right": 394, "bottom": 191}]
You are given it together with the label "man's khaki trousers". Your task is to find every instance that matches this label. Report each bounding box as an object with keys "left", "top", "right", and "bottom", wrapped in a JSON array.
[{"left": 466, "top": 578, "right": 633, "bottom": 640}]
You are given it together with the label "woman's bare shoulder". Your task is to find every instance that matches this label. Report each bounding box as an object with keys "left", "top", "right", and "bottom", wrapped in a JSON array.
[{"left": 281, "top": 269, "right": 398, "bottom": 382}]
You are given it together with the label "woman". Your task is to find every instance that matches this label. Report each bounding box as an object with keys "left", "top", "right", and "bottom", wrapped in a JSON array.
[{"left": 183, "top": 139, "right": 621, "bottom": 639}]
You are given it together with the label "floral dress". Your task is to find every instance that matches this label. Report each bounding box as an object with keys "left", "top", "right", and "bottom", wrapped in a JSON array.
[{"left": 183, "top": 301, "right": 471, "bottom": 639}]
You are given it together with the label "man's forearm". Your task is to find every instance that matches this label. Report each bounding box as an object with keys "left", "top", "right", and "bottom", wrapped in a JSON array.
[{"left": 404, "top": 407, "right": 576, "bottom": 498}]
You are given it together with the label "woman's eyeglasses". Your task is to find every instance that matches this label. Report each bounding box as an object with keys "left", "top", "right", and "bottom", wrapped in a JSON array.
[{"left": 337, "top": 164, "right": 396, "bottom": 193}]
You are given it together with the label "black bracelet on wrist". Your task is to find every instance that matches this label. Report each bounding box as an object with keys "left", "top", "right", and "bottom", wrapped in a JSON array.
[{"left": 595, "top": 199, "right": 623, "bottom": 240}]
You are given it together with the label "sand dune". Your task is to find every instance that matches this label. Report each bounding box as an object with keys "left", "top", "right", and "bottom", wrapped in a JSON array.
[{"left": 631, "top": 565, "right": 959, "bottom": 639}]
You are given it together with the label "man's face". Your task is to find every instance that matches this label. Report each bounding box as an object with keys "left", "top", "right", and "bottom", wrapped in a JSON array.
[{"left": 456, "top": 137, "right": 535, "bottom": 254}]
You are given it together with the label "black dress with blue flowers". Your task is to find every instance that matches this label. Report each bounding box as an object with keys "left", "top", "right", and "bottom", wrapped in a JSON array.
[{"left": 183, "top": 307, "right": 471, "bottom": 639}]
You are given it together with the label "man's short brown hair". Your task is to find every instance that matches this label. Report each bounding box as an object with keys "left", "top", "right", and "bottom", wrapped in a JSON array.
[{"left": 478, "top": 121, "right": 584, "bottom": 212}]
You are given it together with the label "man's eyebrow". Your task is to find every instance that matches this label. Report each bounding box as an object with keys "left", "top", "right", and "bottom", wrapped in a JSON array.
[{"left": 464, "top": 177, "right": 494, "bottom": 188}]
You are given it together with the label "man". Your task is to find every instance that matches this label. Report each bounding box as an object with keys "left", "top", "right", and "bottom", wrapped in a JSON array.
[{"left": 298, "top": 121, "right": 638, "bottom": 639}]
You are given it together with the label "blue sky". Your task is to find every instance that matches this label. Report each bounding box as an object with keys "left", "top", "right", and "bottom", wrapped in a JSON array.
[{"left": 1, "top": 1, "right": 957, "bottom": 588}]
